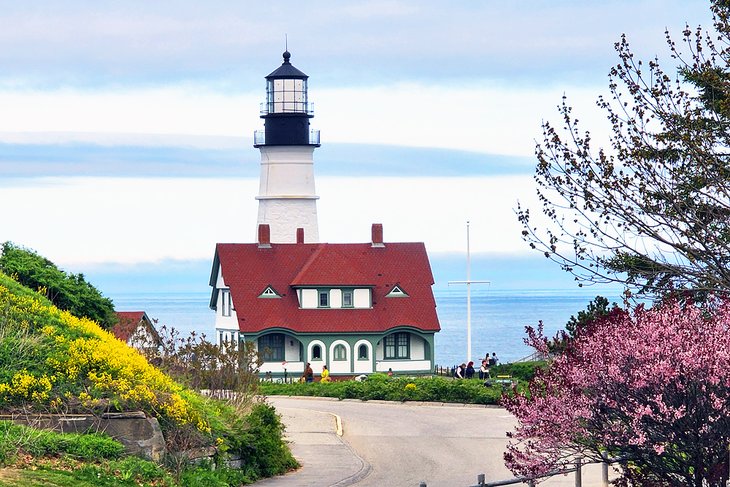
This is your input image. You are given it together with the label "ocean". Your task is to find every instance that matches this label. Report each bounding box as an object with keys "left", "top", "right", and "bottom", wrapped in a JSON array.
[{"left": 111, "top": 288, "right": 626, "bottom": 366}]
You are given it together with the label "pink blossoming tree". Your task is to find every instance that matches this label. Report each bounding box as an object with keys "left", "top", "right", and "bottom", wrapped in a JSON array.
[{"left": 503, "top": 298, "right": 730, "bottom": 486}]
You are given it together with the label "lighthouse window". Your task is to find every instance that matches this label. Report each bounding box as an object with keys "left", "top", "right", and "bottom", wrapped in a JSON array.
[{"left": 271, "top": 79, "right": 306, "bottom": 113}]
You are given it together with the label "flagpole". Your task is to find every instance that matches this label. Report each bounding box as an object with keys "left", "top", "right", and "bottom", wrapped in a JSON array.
[
  {"left": 448, "top": 221, "right": 490, "bottom": 365},
  {"left": 466, "top": 221, "right": 471, "bottom": 363}
]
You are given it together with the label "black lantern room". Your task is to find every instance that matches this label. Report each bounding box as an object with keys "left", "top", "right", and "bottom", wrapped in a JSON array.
[{"left": 254, "top": 51, "right": 320, "bottom": 147}]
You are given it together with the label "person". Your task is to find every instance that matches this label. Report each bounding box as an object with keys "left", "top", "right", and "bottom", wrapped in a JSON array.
[
  {"left": 302, "top": 362, "right": 314, "bottom": 383},
  {"left": 454, "top": 363, "right": 465, "bottom": 379},
  {"left": 488, "top": 353, "right": 498, "bottom": 367},
  {"left": 387, "top": 367, "right": 393, "bottom": 377},
  {"left": 479, "top": 359, "right": 489, "bottom": 380},
  {"left": 320, "top": 364, "right": 331, "bottom": 383},
  {"left": 465, "top": 361, "right": 475, "bottom": 379}
]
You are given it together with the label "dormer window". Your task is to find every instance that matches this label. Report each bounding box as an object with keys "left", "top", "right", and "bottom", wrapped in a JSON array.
[
  {"left": 318, "top": 290, "right": 329, "bottom": 308},
  {"left": 342, "top": 290, "right": 353, "bottom": 308},
  {"left": 298, "top": 287, "right": 371, "bottom": 309},
  {"left": 258, "top": 286, "right": 281, "bottom": 298},
  {"left": 386, "top": 285, "right": 409, "bottom": 298}
]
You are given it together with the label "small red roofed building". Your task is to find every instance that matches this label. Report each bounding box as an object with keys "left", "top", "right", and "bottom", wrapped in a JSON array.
[
  {"left": 209, "top": 51, "right": 440, "bottom": 378},
  {"left": 113, "top": 311, "right": 161, "bottom": 352}
]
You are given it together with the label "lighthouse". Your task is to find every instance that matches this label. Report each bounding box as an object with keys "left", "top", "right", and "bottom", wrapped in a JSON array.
[
  {"left": 253, "top": 51, "right": 321, "bottom": 243},
  {"left": 209, "top": 51, "right": 441, "bottom": 376}
]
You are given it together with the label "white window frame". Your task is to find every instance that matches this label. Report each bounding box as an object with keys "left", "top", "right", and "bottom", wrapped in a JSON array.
[{"left": 221, "top": 289, "right": 232, "bottom": 317}]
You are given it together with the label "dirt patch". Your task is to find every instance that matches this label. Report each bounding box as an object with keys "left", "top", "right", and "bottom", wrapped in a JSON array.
[{"left": 0, "top": 468, "right": 21, "bottom": 481}]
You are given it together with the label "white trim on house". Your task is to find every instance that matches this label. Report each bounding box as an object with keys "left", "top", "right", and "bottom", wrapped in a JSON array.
[
  {"left": 215, "top": 264, "right": 225, "bottom": 288},
  {"left": 409, "top": 335, "right": 427, "bottom": 360},
  {"left": 329, "top": 339, "right": 351, "bottom": 374},
  {"left": 375, "top": 359, "right": 431, "bottom": 372},
  {"left": 217, "top": 329, "right": 239, "bottom": 347},
  {"left": 329, "top": 289, "right": 342, "bottom": 309},
  {"left": 307, "top": 340, "right": 327, "bottom": 364},
  {"left": 354, "top": 288, "right": 370, "bottom": 307},
  {"left": 353, "top": 339, "right": 373, "bottom": 374},
  {"left": 300, "top": 289, "right": 317, "bottom": 308}
]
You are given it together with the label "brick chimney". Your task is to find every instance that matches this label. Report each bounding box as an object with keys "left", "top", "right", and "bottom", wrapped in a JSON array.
[
  {"left": 296, "top": 227, "right": 305, "bottom": 244},
  {"left": 258, "top": 224, "right": 272, "bottom": 248},
  {"left": 371, "top": 223, "right": 384, "bottom": 248}
]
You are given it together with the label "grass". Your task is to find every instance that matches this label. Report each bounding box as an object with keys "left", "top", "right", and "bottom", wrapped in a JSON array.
[
  {"left": 0, "top": 456, "right": 259, "bottom": 487},
  {"left": 0, "top": 421, "right": 124, "bottom": 465}
]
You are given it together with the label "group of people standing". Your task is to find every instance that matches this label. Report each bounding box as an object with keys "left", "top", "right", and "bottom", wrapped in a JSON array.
[{"left": 454, "top": 352, "right": 498, "bottom": 380}]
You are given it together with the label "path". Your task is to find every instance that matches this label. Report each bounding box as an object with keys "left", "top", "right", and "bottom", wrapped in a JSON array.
[{"left": 254, "top": 396, "right": 614, "bottom": 487}]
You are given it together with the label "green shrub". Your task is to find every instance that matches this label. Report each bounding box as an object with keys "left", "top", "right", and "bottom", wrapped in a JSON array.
[
  {"left": 492, "top": 361, "right": 546, "bottom": 382},
  {"left": 237, "top": 403, "right": 298, "bottom": 477},
  {"left": 259, "top": 375, "right": 513, "bottom": 405},
  {"left": 180, "top": 465, "right": 254, "bottom": 487}
]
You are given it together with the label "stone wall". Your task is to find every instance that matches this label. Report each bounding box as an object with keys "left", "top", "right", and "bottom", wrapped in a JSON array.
[{"left": 1, "top": 411, "right": 167, "bottom": 462}]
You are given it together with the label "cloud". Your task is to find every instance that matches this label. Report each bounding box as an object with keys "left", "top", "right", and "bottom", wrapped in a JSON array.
[
  {"left": 0, "top": 175, "right": 542, "bottom": 266},
  {"left": 0, "top": 1, "right": 712, "bottom": 88},
  {"left": 0, "top": 80, "right": 610, "bottom": 156},
  {"left": 0, "top": 138, "right": 534, "bottom": 178}
]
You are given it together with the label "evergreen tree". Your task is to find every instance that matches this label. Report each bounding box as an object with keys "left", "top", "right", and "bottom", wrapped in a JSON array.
[{"left": 0, "top": 242, "right": 117, "bottom": 329}]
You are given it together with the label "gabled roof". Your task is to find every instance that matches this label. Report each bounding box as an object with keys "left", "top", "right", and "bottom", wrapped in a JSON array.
[
  {"left": 211, "top": 242, "right": 440, "bottom": 335},
  {"left": 113, "top": 311, "right": 160, "bottom": 344}
]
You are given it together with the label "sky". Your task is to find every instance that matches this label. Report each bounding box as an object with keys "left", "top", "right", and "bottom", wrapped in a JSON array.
[{"left": 0, "top": 1, "right": 715, "bottom": 293}]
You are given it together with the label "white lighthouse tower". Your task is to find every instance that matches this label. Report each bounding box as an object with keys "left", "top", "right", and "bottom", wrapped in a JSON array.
[{"left": 253, "top": 51, "right": 321, "bottom": 243}]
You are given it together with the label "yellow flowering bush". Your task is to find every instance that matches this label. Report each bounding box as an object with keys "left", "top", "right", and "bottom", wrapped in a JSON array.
[
  {"left": 0, "top": 271, "right": 297, "bottom": 477},
  {"left": 0, "top": 275, "right": 209, "bottom": 433},
  {"left": 0, "top": 370, "right": 53, "bottom": 402}
]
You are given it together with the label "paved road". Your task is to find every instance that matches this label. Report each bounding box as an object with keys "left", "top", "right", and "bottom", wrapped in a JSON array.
[{"left": 254, "top": 397, "right": 612, "bottom": 487}]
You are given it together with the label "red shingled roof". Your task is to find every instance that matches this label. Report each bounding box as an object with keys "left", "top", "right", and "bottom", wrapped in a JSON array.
[
  {"left": 113, "top": 311, "right": 147, "bottom": 342},
  {"left": 213, "top": 242, "right": 440, "bottom": 334}
]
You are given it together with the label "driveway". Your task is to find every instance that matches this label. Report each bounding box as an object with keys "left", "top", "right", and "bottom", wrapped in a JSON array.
[{"left": 255, "top": 396, "right": 612, "bottom": 487}]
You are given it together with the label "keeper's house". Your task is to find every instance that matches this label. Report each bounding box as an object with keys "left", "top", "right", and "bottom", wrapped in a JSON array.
[{"left": 209, "top": 224, "right": 440, "bottom": 378}]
